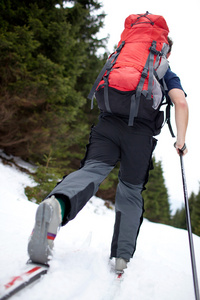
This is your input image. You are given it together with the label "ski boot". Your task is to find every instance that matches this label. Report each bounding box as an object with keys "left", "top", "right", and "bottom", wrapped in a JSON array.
[
  {"left": 28, "top": 195, "right": 62, "bottom": 265},
  {"left": 115, "top": 258, "right": 128, "bottom": 273}
]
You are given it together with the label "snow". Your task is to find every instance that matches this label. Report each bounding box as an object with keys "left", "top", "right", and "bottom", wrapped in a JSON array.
[{"left": 0, "top": 157, "right": 200, "bottom": 300}]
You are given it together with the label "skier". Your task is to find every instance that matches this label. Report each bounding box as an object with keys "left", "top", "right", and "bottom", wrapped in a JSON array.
[{"left": 28, "top": 13, "right": 188, "bottom": 273}]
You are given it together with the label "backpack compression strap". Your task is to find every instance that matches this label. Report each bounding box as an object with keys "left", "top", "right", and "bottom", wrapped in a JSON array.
[
  {"left": 88, "top": 41, "right": 125, "bottom": 109},
  {"left": 128, "top": 41, "right": 159, "bottom": 126}
]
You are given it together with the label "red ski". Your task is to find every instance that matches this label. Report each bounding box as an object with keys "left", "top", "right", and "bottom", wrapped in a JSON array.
[{"left": 0, "top": 263, "right": 48, "bottom": 300}]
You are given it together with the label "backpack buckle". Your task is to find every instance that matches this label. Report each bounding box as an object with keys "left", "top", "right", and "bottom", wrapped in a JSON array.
[
  {"left": 149, "top": 40, "right": 161, "bottom": 56},
  {"left": 141, "top": 68, "right": 148, "bottom": 78},
  {"left": 149, "top": 46, "right": 161, "bottom": 56}
]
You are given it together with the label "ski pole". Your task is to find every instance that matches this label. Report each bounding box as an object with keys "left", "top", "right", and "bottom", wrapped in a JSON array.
[{"left": 179, "top": 151, "right": 200, "bottom": 300}]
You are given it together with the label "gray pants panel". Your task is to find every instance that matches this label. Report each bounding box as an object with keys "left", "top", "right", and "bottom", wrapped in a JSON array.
[
  {"left": 111, "top": 179, "right": 144, "bottom": 260},
  {"left": 46, "top": 160, "right": 114, "bottom": 221}
]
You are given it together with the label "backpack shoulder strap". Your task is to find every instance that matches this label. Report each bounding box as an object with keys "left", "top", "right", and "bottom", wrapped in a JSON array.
[
  {"left": 160, "top": 78, "right": 175, "bottom": 137},
  {"left": 87, "top": 41, "right": 125, "bottom": 108}
]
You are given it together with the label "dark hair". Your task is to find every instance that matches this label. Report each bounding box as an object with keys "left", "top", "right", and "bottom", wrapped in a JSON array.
[{"left": 167, "top": 37, "right": 173, "bottom": 53}]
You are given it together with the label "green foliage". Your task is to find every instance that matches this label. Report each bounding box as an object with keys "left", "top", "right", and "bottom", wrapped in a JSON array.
[
  {"left": 171, "top": 188, "right": 200, "bottom": 236},
  {"left": 25, "top": 149, "right": 63, "bottom": 203},
  {"left": 0, "top": 0, "right": 106, "bottom": 171},
  {"left": 191, "top": 190, "right": 200, "bottom": 236},
  {"left": 171, "top": 206, "right": 186, "bottom": 230},
  {"left": 0, "top": 0, "right": 108, "bottom": 202},
  {"left": 143, "top": 157, "right": 171, "bottom": 224}
]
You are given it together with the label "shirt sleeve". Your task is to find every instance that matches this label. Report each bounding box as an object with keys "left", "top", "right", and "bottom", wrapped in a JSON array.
[{"left": 163, "top": 68, "right": 185, "bottom": 93}]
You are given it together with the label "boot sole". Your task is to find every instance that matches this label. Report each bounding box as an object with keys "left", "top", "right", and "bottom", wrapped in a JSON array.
[{"left": 28, "top": 202, "right": 52, "bottom": 264}]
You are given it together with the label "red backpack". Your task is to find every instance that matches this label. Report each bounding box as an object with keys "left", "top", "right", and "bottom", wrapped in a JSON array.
[{"left": 88, "top": 12, "right": 174, "bottom": 136}]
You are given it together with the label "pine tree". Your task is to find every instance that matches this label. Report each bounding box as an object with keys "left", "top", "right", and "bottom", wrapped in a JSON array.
[
  {"left": 0, "top": 0, "right": 109, "bottom": 200},
  {"left": 143, "top": 157, "right": 171, "bottom": 224},
  {"left": 171, "top": 206, "right": 186, "bottom": 230},
  {"left": 0, "top": 0, "right": 106, "bottom": 167},
  {"left": 171, "top": 189, "right": 200, "bottom": 237},
  {"left": 191, "top": 188, "right": 200, "bottom": 236}
]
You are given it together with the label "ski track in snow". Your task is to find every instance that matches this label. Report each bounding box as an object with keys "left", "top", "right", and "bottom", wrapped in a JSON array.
[{"left": 0, "top": 157, "right": 200, "bottom": 300}]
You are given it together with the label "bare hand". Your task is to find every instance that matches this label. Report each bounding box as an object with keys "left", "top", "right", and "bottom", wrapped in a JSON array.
[{"left": 174, "top": 142, "right": 188, "bottom": 156}]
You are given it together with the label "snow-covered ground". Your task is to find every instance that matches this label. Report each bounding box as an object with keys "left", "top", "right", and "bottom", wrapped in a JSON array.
[{"left": 0, "top": 157, "right": 200, "bottom": 300}]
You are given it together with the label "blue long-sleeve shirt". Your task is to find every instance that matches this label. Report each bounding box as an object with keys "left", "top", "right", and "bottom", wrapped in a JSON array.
[{"left": 164, "top": 68, "right": 184, "bottom": 92}]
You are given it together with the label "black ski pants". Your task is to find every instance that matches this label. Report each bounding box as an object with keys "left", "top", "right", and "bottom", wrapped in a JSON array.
[{"left": 47, "top": 114, "right": 157, "bottom": 260}]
